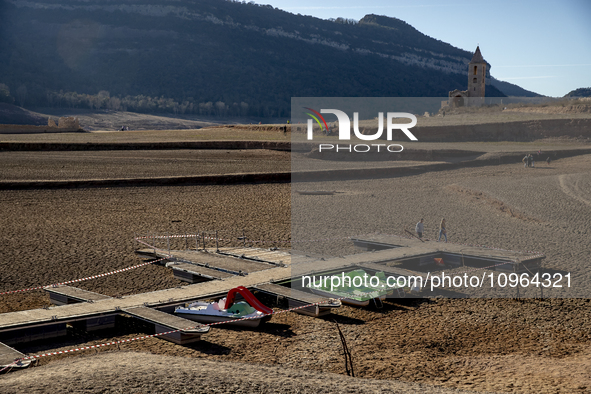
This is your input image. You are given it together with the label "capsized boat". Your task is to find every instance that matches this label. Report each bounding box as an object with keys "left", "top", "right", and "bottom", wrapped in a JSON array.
[
  {"left": 309, "top": 269, "right": 400, "bottom": 306},
  {"left": 174, "top": 286, "right": 273, "bottom": 328}
]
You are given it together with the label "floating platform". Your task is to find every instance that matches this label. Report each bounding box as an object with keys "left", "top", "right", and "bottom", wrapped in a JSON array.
[
  {"left": 0, "top": 342, "right": 32, "bottom": 370},
  {"left": 122, "top": 306, "right": 209, "bottom": 344},
  {"left": 254, "top": 283, "right": 341, "bottom": 317},
  {"left": 137, "top": 248, "right": 283, "bottom": 276},
  {"left": 217, "top": 247, "right": 290, "bottom": 266},
  {"left": 46, "top": 285, "right": 112, "bottom": 306},
  {"left": 165, "top": 261, "right": 235, "bottom": 283},
  {"left": 0, "top": 236, "right": 545, "bottom": 347},
  {"left": 351, "top": 234, "right": 544, "bottom": 274}
]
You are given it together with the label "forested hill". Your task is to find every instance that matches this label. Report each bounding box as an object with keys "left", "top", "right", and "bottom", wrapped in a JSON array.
[
  {"left": 1, "top": 0, "right": 511, "bottom": 117},
  {"left": 565, "top": 88, "right": 591, "bottom": 97}
]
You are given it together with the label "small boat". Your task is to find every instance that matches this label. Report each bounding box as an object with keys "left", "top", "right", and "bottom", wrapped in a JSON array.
[
  {"left": 174, "top": 286, "right": 273, "bottom": 328},
  {"left": 308, "top": 269, "right": 399, "bottom": 306}
]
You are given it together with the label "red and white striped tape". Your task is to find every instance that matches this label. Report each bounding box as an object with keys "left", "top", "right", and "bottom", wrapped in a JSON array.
[
  {"left": 134, "top": 232, "right": 380, "bottom": 244},
  {"left": 0, "top": 257, "right": 168, "bottom": 296}
]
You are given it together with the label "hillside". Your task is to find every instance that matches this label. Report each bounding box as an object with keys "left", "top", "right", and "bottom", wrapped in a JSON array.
[
  {"left": 565, "top": 87, "right": 591, "bottom": 97},
  {"left": 490, "top": 77, "right": 543, "bottom": 97},
  {"left": 0, "top": 0, "right": 509, "bottom": 117},
  {"left": 0, "top": 103, "right": 48, "bottom": 125}
]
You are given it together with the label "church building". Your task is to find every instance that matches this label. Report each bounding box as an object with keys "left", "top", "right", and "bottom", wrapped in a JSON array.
[{"left": 447, "top": 46, "right": 488, "bottom": 107}]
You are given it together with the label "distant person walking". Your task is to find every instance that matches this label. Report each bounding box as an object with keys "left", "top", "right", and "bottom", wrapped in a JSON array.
[
  {"left": 523, "top": 155, "right": 528, "bottom": 168},
  {"left": 531, "top": 155, "right": 535, "bottom": 167},
  {"left": 546, "top": 157, "right": 551, "bottom": 165},
  {"left": 415, "top": 218, "right": 424, "bottom": 239},
  {"left": 438, "top": 218, "right": 447, "bottom": 243}
]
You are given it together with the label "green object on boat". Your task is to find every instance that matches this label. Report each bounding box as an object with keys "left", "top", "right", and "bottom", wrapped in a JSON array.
[
  {"left": 226, "top": 301, "right": 257, "bottom": 317},
  {"left": 314, "top": 269, "right": 397, "bottom": 302}
]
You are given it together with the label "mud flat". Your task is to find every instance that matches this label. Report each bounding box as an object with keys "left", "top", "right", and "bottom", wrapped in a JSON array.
[{"left": 1, "top": 137, "right": 591, "bottom": 393}]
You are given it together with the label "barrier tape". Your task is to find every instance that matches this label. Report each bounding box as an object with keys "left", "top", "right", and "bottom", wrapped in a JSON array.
[
  {"left": 0, "top": 257, "right": 168, "bottom": 296},
  {"left": 134, "top": 232, "right": 378, "bottom": 244}
]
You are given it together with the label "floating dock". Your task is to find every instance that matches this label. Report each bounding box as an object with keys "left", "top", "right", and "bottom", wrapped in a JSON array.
[
  {"left": 0, "top": 237, "right": 544, "bottom": 348},
  {"left": 351, "top": 234, "right": 544, "bottom": 273},
  {"left": 122, "top": 306, "right": 208, "bottom": 344},
  {"left": 166, "top": 261, "right": 235, "bottom": 282},
  {"left": 254, "top": 283, "right": 341, "bottom": 316},
  {"left": 46, "top": 285, "right": 112, "bottom": 306},
  {"left": 138, "top": 248, "right": 288, "bottom": 283},
  {"left": 0, "top": 342, "right": 32, "bottom": 370}
]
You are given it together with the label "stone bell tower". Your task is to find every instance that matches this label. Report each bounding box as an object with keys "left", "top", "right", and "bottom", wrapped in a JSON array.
[
  {"left": 468, "top": 46, "right": 486, "bottom": 98},
  {"left": 446, "top": 46, "right": 488, "bottom": 108}
]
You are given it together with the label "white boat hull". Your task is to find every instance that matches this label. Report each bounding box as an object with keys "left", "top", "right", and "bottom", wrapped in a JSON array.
[{"left": 174, "top": 310, "right": 264, "bottom": 328}]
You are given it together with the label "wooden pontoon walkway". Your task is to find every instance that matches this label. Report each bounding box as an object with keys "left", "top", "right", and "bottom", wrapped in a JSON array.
[
  {"left": 0, "top": 236, "right": 544, "bottom": 346},
  {"left": 254, "top": 283, "right": 341, "bottom": 316},
  {"left": 351, "top": 234, "right": 544, "bottom": 273},
  {"left": 122, "top": 306, "right": 208, "bottom": 344},
  {"left": 46, "top": 285, "right": 112, "bottom": 306},
  {"left": 0, "top": 342, "right": 32, "bottom": 369}
]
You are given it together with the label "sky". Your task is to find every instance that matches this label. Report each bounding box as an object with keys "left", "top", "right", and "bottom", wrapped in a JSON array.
[{"left": 258, "top": 0, "right": 591, "bottom": 97}]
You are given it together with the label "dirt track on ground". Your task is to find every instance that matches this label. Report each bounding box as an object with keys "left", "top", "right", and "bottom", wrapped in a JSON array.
[{"left": 1, "top": 141, "right": 591, "bottom": 393}]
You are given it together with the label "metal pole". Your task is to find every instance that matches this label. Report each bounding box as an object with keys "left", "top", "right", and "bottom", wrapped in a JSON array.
[
  {"left": 196, "top": 229, "right": 199, "bottom": 251},
  {"left": 202, "top": 231, "right": 206, "bottom": 251},
  {"left": 185, "top": 232, "right": 188, "bottom": 250},
  {"left": 167, "top": 232, "right": 170, "bottom": 254},
  {"left": 215, "top": 230, "right": 219, "bottom": 252}
]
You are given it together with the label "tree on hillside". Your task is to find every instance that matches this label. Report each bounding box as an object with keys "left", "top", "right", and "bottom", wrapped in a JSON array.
[{"left": 565, "top": 87, "right": 591, "bottom": 97}]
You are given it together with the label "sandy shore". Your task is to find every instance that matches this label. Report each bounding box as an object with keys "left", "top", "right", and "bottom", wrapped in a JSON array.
[{"left": 0, "top": 352, "right": 493, "bottom": 394}]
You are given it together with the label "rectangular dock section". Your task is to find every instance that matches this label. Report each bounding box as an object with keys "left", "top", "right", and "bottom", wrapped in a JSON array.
[
  {"left": 352, "top": 235, "right": 545, "bottom": 274},
  {"left": 218, "top": 247, "right": 290, "bottom": 266},
  {"left": 123, "top": 306, "right": 209, "bottom": 345},
  {"left": 169, "top": 250, "right": 273, "bottom": 274},
  {"left": 166, "top": 261, "right": 234, "bottom": 283},
  {"left": 45, "top": 285, "right": 112, "bottom": 306},
  {"left": 0, "top": 342, "right": 32, "bottom": 369},
  {"left": 255, "top": 283, "right": 341, "bottom": 317},
  {"left": 44, "top": 286, "right": 117, "bottom": 331}
]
